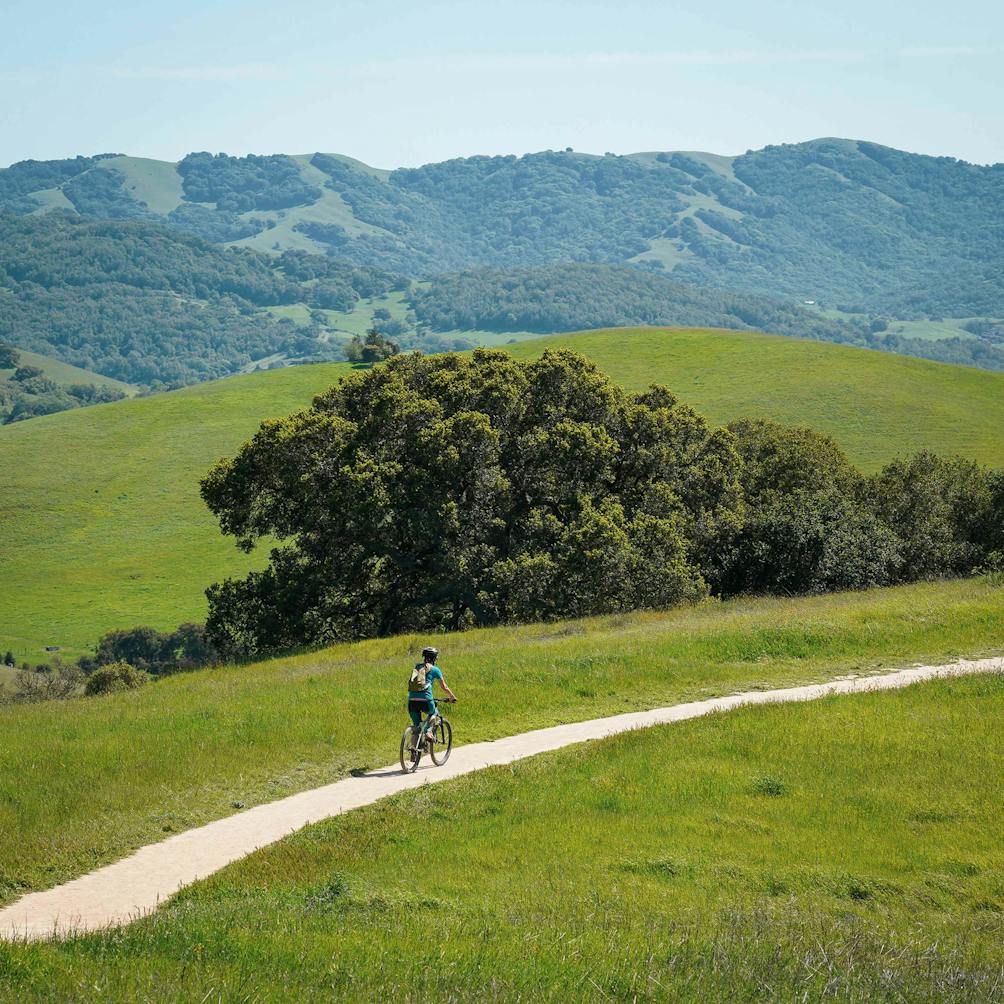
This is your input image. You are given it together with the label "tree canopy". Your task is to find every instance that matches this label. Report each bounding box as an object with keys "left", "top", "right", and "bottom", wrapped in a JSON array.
[
  {"left": 201, "top": 352, "right": 1004, "bottom": 658},
  {"left": 201, "top": 348, "right": 743, "bottom": 654}
]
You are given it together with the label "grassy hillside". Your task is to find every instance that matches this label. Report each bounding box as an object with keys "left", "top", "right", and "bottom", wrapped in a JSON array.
[
  {"left": 1, "top": 578, "right": 1001, "bottom": 907},
  {"left": 4, "top": 672, "right": 1003, "bottom": 1000},
  {"left": 0, "top": 347, "right": 135, "bottom": 425},
  {"left": 508, "top": 328, "right": 1004, "bottom": 469},
  {"left": 3, "top": 328, "right": 1004, "bottom": 658},
  {"left": 0, "top": 362, "right": 352, "bottom": 660},
  {"left": 3, "top": 350, "right": 136, "bottom": 395}
]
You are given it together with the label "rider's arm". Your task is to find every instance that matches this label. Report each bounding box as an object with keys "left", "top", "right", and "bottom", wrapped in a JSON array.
[{"left": 438, "top": 678, "right": 456, "bottom": 701}]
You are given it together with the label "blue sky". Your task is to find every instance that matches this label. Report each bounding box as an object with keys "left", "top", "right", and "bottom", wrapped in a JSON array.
[{"left": 2, "top": 0, "right": 1002, "bottom": 168}]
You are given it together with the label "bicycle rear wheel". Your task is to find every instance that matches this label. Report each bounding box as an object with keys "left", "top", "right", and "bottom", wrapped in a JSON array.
[
  {"left": 400, "top": 725, "right": 421, "bottom": 773},
  {"left": 429, "top": 717, "right": 453, "bottom": 766}
]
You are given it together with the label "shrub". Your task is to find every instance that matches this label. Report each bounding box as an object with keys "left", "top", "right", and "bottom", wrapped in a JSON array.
[
  {"left": 84, "top": 661, "right": 149, "bottom": 696},
  {"left": 88, "top": 622, "right": 217, "bottom": 674},
  {"left": 869, "top": 452, "right": 997, "bottom": 579},
  {"left": 752, "top": 775, "right": 787, "bottom": 797},
  {"left": 723, "top": 488, "right": 900, "bottom": 595},
  {"left": 5, "top": 662, "right": 83, "bottom": 704},
  {"left": 982, "top": 551, "right": 1004, "bottom": 587},
  {"left": 721, "top": 420, "right": 898, "bottom": 595}
]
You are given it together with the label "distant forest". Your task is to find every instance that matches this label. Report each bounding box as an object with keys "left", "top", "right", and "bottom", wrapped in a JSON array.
[
  {"left": 1, "top": 139, "right": 1001, "bottom": 319},
  {"left": 1, "top": 211, "right": 1001, "bottom": 394},
  {"left": 413, "top": 265, "right": 859, "bottom": 341},
  {"left": 413, "top": 266, "right": 1004, "bottom": 371},
  {"left": 0, "top": 213, "right": 397, "bottom": 386}
]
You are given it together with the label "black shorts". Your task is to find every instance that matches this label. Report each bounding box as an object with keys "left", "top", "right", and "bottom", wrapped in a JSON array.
[{"left": 408, "top": 697, "right": 435, "bottom": 716}]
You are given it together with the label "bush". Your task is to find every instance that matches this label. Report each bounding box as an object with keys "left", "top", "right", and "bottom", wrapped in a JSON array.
[
  {"left": 4, "top": 662, "right": 83, "bottom": 704},
  {"left": 982, "top": 551, "right": 1004, "bottom": 587},
  {"left": 724, "top": 488, "right": 900, "bottom": 595},
  {"left": 869, "top": 452, "right": 997, "bottom": 580},
  {"left": 720, "top": 420, "right": 898, "bottom": 594},
  {"left": 84, "top": 661, "right": 149, "bottom": 696},
  {"left": 87, "top": 622, "right": 217, "bottom": 675}
]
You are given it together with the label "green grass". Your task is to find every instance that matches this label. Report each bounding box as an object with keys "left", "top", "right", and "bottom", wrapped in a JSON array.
[
  {"left": 102, "top": 157, "right": 185, "bottom": 217},
  {"left": 0, "top": 362, "right": 352, "bottom": 659},
  {"left": 25, "top": 188, "right": 75, "bottom": 212},
  {"left": 883, "top": 317, "right": 982, "bottom": 342},
  {"left": 322, "top": 289, "right": 413, "bottom": 338},
  {"left": 261, "top": 302, "right": 319, "bottom": 325},
  {"left": 0, "top": 578, "right": 1001, "bottom": 908},
  {"left": 264, "top": 292, "right": 544, "bottom": 348},
  {"left": 263, "top": 289, "right": 414, "bottom": 340},
  {"left": 2, "top": 350, "right": 136, "bottom": 395},
  {"left": 507, "top": 328, "right": 1004, "bottom": 470},
  {"left": 3, "top": 327, "right": 1004, "bottom": 658},
  {"left": 4, "top": 671, "right": 1002, "bottom": 1002}
]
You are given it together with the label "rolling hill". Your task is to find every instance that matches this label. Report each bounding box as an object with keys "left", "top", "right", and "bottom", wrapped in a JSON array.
[
  {"left": 2, "top": 328, "right": 1003, "bottom": 660},
  {"left": 1, "top": 576, "right": 1001, "bottom": 906},
  {"left": 3, "top": 212, "right": 1000, "bottom": 393},
  {"left": 8, "top": 671, "right": 1000, "bottom": 1000},
  {"left": 4, "top": 350, "right": 135, "bottom": 394},
  {"left": 0, "top": 345, "right": 136, "bottom": 424},
  {"left": 507, "top": 328, "right": 1004, "bottom": 464},
  {"left": 3, "top": 140, "right": 1002, "bottom": 320}
]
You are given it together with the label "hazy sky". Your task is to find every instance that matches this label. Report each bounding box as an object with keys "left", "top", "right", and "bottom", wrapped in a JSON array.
[{"left": 2, "top": 0, "right": 1002, "bottom": 168}]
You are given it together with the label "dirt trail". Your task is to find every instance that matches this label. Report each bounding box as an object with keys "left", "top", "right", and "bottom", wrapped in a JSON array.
[{"left": 2, "top": 657, "right": 1001, "bottom": 941}]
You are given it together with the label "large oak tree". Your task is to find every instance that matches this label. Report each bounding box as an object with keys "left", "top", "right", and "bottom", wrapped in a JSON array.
[{"left": 201, "top": 349, "right": 743, "bottom": 655}]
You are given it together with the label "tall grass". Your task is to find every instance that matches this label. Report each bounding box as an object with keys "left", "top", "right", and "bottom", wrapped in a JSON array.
[
  {"left": 4, "top": 673, "right": 1002, "bottom": 1002},
  {"left": 0, "top": 578, "right": 1001, "bottom": 906}
]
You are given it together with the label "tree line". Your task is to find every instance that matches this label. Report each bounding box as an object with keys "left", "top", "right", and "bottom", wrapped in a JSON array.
[
  {"left": 0, "top": 346, "right": 126, "bottom": 423},
  {"left": 199, "top": 349, "right": 1004, "bottom": 657},
  {"left": 0, "top": 213, "right": 398, "bottom": 386},
  {"left": 3, "top": 142, "right": 1002, "bottom": 323}
]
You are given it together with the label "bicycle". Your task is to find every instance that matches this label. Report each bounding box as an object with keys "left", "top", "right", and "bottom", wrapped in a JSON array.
[{"left": 400, "top": 697, "right": 455, "bottom": 773}]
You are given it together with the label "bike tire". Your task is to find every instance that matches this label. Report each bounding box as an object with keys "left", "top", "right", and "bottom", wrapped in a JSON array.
[
  {"left": 430, "top": 717, "right": 453, "bottom": 766},
  {"left": 400, "top": 725, "right": 421, "bottom": 773}
]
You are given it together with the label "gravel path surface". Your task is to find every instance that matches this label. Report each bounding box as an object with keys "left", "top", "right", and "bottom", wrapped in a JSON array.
[{"left": 2, "top": 656, "right": 1001, "bottom": 941}]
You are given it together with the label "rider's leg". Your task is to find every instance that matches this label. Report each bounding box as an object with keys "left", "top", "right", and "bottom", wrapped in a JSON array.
[
  {"left": 408, "top": 702, "right": 423, "bottom": 753},
  {"left": 423, "top": 698, "right": 438, "bottom": 746}
]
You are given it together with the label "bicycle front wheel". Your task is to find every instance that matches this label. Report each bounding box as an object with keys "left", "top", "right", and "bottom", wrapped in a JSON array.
[
  {"left": 429, "top": 717, "right": 453, "bottom": 766},
  {"left": 400, "top": 725, "right": 421, "bottom": 773}
]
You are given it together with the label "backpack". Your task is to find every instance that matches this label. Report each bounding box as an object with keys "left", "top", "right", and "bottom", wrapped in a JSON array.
[{"left": 408, "top": 663, "right": 429, "bottom": 693}]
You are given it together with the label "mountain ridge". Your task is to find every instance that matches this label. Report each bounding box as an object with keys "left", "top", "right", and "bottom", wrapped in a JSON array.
[
  {"left": 3, "top": 138, "right": 1001, "bottom": 317},
  {"left": 7, "top": 136, "right": 999, "bottom": 174}
]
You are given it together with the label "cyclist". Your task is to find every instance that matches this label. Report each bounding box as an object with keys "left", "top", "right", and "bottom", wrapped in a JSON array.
[{"left": 407, "top": 646, "right": 456, "bottom": 747}]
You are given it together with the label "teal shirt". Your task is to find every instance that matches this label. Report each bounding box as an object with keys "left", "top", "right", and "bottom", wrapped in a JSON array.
[{"left": 408, "top": 664, "right": 443, "bottom": 701}]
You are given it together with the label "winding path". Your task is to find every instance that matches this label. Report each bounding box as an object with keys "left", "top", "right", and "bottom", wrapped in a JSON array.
[{"left": 2, "top": 656, "right": 1001, "bottom": 941}]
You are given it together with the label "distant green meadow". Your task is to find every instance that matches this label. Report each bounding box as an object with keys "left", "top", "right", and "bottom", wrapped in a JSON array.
[
  {"left": 1, "top": 349, "right": 136, "bottom": 395},
  {"left": 2, "top": 327, "right": 1003, "bottom": 660},
  {"left": 507, "top": 328, "right": 1004, "bottom": 470},
  {"left": 3, "top": 670, "right": 1002, "bottom": 1002},
  {"left": 1, "top": 577, "right": 1001, "bottom": 908}
]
